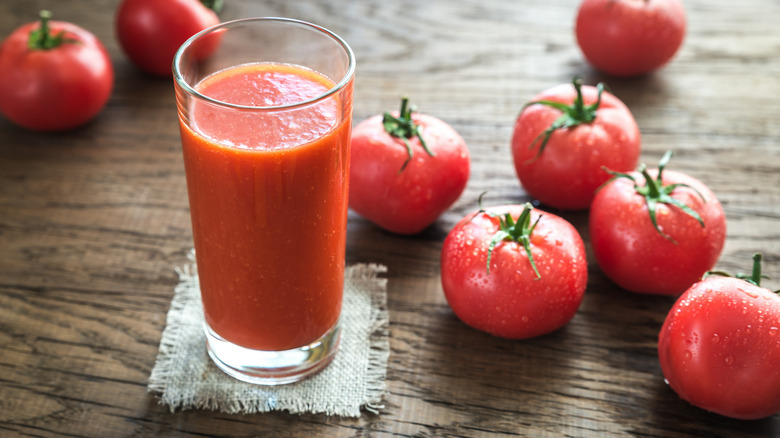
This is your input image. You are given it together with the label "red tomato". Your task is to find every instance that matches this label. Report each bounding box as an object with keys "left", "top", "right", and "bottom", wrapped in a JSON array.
[
  {"left": 116, "top": 0, "right": 220, "bottom": 76},
  {"left": 511, "top": 78, "right": 641, "bottom": 210},
  {"left": 349, "top": 97, "right": 470, "bottom": 235},
  {"left": 0, "top": 11, "right": 113, "bottom": 132},
  {"left": 575, "top": 0, "right": 687, "bottom": 77},
  {"left": 659, "top": 254, "right": 780, "bottom": 420},
  {"left": 441, "top": 202, "right": 588, "bottom": 339},
  {"left": 590, "top": 151, "right": 726, "bottom": 295}
]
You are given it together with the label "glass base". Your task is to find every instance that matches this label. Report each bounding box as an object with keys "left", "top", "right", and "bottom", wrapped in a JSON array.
[{"left": 204, "top": 322, "right": 340, "bottom": 385}]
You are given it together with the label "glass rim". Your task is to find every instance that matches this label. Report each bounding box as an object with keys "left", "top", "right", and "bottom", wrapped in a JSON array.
[{"left": 172, "top": 16, "right": 356, "bottom": 111}]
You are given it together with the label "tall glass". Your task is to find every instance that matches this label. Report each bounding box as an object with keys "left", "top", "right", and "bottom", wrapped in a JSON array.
[{"left": 173, "top": 18, "right": 355, "bottom": 385}]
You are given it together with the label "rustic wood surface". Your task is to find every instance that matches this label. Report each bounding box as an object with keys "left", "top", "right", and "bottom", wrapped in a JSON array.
[{"left": 1, "top": 0, "right": 779, "bottom": 436}]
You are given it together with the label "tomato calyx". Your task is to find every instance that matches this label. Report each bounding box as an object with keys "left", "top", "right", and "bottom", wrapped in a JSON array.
[
  {"left": 476, "top": 195, "right": 542, "bottom": 278},
  {"left": 382, "top": 97, "right": 435, "bottom": 172},
  {"left": 524, "top": 76, "right": 605, "bottom": 161},
  {"left": 27, "top": 10, "right": 77, "bottom": 51},
  {"left": 200, "top": 0, "right": 224, "bottom": 13},
  {"left": 706, "top": 253, "right": 779, "bottom": 292},
  {"left": 605, "top": 150, "right": 705, "bottom": 243}
]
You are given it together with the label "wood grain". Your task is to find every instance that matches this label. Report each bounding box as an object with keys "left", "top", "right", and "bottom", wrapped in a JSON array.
[{"left": 1, "top": 0, "right": 779, "bottom": 436}]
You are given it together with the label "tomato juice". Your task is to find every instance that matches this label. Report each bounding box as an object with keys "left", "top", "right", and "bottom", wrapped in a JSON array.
[{"left": 179, "top": 62, "right": 352, "bottom": 351}]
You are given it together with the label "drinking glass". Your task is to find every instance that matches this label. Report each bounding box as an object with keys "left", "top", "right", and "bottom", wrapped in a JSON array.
[{"left": 173, "top": 17, "right": 355, "bottom": 385}]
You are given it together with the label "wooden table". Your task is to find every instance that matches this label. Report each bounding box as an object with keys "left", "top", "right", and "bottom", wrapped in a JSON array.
[{"left": 2, "top": 0, "right": 779, "bottom": 436}]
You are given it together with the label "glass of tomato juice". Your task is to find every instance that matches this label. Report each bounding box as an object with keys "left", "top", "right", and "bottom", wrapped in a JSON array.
[{"left": 172, "top": 17, "right": 355, "bottom": 385}]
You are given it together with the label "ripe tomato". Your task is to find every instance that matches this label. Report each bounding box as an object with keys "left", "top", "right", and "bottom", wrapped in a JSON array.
[
  {"left": 116, "top": 0, "right": 220, "bottom": 76},
  {"left": 441, "top": 201, "right": 588, "bottom": 339},
  {"left": 0, "top": 11, "right": 113, "bottom": 132},
  {"left": 575, "top": 0, "right": 687, "bottom": 77},
  {"left": 590, "top": 151, "right": 726, "bottom": 295},
  {"left": 349, "top": 97, "right": 470, "bottom": 235},
  {"left": 511, "top": 77, "right": 641, "bottom": 210},
  {"left": 659, "top": 254, "right": 780, "bottom": 420}
]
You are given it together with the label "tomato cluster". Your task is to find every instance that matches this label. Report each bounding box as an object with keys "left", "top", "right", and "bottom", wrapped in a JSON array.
[
  {"left": 345, "top": 0, "right": 777, "bottom": 422},
  {"left": 0, "top": 1, "right": 221, "bottom": 131}
]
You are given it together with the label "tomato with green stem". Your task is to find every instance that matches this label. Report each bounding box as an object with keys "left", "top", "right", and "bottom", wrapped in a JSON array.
[
  {"left": 349, "top": 97, "right": 470, "bottom": 235},
  {"left": 0, "top": 10, "right": 113, "bottom": 132},
  {"left": 441, "top": 199, "right": 588, "bottom": 339},
  {"left": 590, "top": 151, "right": 726, "bottom": 295},
  {"left": 511, "top": 77, "right": 641, "bottom": 210},
  {"left": 659, "top": 253, "right": 780, "bottom": 420}
]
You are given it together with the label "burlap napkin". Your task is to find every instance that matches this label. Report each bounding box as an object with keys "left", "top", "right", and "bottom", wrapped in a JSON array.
[{"left": 148, "top": 252, "right": 389, "bottom": 417}]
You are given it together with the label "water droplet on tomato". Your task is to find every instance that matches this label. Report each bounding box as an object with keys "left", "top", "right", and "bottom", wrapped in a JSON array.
[
  {"left": 724, "top": 355, "right": 734, "bottom": 365},
  {"left": 712, "top": 333, "right": 720, "bottom": 344},
  {"left": 744, "top": 290, "right": 759, "bottom": 299},
  {"left": 770, "top": 327, "right": 779, "bottom": 337},
  {"left": 683, "top": 350, "right": 692, "bottom": 360}
]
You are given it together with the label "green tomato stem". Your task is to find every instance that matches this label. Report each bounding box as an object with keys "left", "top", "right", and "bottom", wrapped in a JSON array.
[
  {"left": 382, "top": 96, "right": 435, "bottom": 172},
  {"left": 28, "top": 10, "right": 74, "bottom": 51},
  {"left": 483, "top": 202, "right": 542, "bottom": 279},
  {"left": 200, "top": 0, "right": 223, "bottom": 13},
  {"left": 705, "top": 253, "right": 777, "bottom": 292},
  {"left": 524, "top": 76, "right": 605, "bottom": 161},
  {"left": 604, "top": 150, "right": 705, "bottom": 243},
  {"left": 750, "top": 253, "right": 764, "bottom": 287}
]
